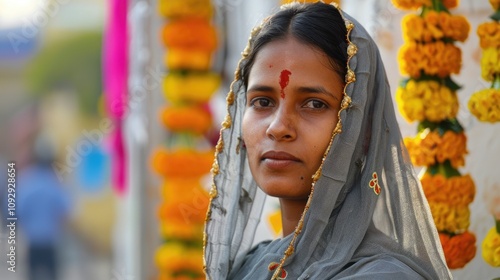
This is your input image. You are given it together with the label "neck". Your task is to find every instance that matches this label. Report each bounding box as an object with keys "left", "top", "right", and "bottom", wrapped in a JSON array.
[{"left": 279, "top": 198, "right": 307, "bottom": 236}]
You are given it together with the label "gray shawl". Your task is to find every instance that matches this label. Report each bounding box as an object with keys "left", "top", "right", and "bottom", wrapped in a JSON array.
[{"left": 204, "top": 3, "right": 452, "bottom": 280}]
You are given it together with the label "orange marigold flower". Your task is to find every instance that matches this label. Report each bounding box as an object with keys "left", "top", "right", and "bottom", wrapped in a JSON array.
[
  {"left": 403, "top": 12, "right": 469, "bottom": 43},
  {"left": 399, "top": 41, "right": 462, "bottom": 78},
  {"left": 439, "top": 231, "right": 476, "bottom": 269},
  {"left": 162, "top": 18, "right": 217, "bottom": 52},
  {"left": 482, "top": 226, "right": 500, "bottom": 267},
  {"left": 442, "top": 0, "right": 459, "bottom": 9},
  {"left": 477, "top": 22, "right": 500, "bottom": 49},
  {"left": 490, "top": 0, "right": 500, "bottom": 10},
  {"left": 429, "top": 202, "right": 470, "bottom": 233},
  {"left": 151, "top": 148, "right": 214, "bottom": 179},
  {"left": 391, "top": 0, "right": 432, "bottom": 10},
  {"left": 468, "top": 88, "right": 500, "bottom": 122},
  {"left": 160, "top": 105, "right": 213, "bottom": 134},
  {"left": 420, "top": 173, "right": 475, "bottom": 205}
]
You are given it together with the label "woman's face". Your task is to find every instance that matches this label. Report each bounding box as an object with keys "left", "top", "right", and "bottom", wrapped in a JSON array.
[{"left": 242, "top": 37, "right": 344, "bottom": 200}]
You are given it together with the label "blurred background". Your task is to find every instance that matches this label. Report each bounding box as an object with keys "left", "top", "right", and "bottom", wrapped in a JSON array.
[{"left": 0, "top": 0, "right": 499, "bottom": 279}]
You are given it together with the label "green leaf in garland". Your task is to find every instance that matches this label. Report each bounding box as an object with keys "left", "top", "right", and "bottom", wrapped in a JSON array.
[
  {"left": 490, "top": 9, "right": 500, "bottom": 21},
  {"left": 426, "top": 160, "right": 461, "bottom": 178},
  {"left": 418, "top": 119, "right": 464, "bottom": 135},
  {"left": 444, "top": 77, "right": 462, "bottom": 91}
]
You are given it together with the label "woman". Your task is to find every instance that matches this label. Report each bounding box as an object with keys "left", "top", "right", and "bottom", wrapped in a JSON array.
[{"left": 204, "top": 2, "right": 452, "bottom": 279}]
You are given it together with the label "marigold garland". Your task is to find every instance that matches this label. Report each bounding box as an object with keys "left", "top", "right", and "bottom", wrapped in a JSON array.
[
  {"left": 393, "top": 0, "right": 476, "bottom": 269},
  {"left": 154, "top": 0, "right": 219, "bottom": 278},
  {"left": 399, "top": 41, "right": 462, "bottom": 78},
  {"left": 396, "top": 80, "right": 458, "bottom": 122},
  {"left": 402, "top": 12, "right": 469, "bottom": 43},
  {"left": 469, "top": 3, "right": 500, "bottom": 124},
  {"left": 439, "top": 231, "right": 477, "bottom": 269},
  {"left": 404, "top": 129, "right": 467, "bottom": 167}
]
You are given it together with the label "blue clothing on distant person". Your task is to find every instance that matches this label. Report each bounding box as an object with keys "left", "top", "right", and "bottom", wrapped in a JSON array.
[{"left": 17, "top": 164, "right": 72, "bottom": 246}]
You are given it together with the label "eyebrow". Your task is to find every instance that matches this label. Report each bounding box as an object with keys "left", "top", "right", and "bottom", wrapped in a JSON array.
[
  {"left": 247, "top": 84, "right": 340, "bottom": 101},
  {"left": 296, "top": 86, "right": 340, "bottom": 101}
]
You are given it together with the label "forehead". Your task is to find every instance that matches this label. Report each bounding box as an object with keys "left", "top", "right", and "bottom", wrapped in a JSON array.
[{"left": 248, "top": 37, "right": 341, "bottom": 86}]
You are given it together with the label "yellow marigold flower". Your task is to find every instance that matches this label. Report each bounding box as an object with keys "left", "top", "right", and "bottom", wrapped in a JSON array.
[
  {"left": 399, "top": 41, "right": 462, "bottom": 78},
  {"left": 482, "top": 226, "right": 500, "bottom": 267},
  {"left": 160, "top": 221, "right": 204, "bottom": 241},
  {"left": 158, "top": 0, "right": 213, "bottom": 19},
  {"left": 481, "top": 48, "right": 500, "bottom": 82},
  {"left": 440, "top": 231, "right": 477, "bottom": 269},
  {"left": 477, "top": 22, "right": 500, "bottom": 49},
  {"left": 421, "top": 173, "right": 475, "bottom": 205},
  {"left": 165, "top": 48, "right": 213, "bottom": 71},
  {"left": 490, "top": 0, "right": 500, "bottom": 10},
  {"left": 163, "top": 72, "right": 221, "bottom": 104},
  {"left": 429, "top": 202, "right": 470, "bottom": 233},
  {"left": 468, "top": 88, "right": 500, "bottom": 122},
  {"left": 155, "top": 243, "right": 204, "bottom": 274},
  {"left": 396, "top": 80, "right": 458, "bottom": 122}
]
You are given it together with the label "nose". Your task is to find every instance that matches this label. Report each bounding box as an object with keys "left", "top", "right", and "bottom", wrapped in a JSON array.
[{"left": 266, "top": 107, "right": 296, "bottom": 141}]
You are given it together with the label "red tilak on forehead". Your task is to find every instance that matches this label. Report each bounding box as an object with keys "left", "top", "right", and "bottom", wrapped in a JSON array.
[{"left": 279, "top": 69, "right": 292, "bottom": 99}]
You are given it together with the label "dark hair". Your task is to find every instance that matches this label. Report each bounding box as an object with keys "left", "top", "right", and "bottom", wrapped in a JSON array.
[{"left": 241, "top": 2, "right": 348, "bottom": 87}]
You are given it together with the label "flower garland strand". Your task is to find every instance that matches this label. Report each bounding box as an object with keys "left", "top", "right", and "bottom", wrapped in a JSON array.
[
  {"left": 152, "top": 0, "right": 219, "bottom": 279},
  {"left": 468, "top": 0, "right": 500, "bottom": 122},
  {"left": 392, "top": 0, "right": 477, "bottom": 269},
  {"left": 482, "top": 183, "right": 500, "bottom": 267}
]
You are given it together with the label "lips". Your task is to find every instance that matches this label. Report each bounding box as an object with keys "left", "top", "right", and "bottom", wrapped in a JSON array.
[
  {"left": 262, "top": 151, "right": 300, "bottom": 161},
  {"left": 261, "top": 151, "right": 301, "bottom": 169}
]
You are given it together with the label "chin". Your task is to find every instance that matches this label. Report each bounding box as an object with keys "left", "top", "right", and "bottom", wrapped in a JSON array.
[{"left": 257, "top": 179, "right": 311, "bottom": 200}]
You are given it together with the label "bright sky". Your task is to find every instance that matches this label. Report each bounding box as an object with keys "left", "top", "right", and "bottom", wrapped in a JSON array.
[{"left": 0, "top": 0, "right": 47, "bottom": 29}]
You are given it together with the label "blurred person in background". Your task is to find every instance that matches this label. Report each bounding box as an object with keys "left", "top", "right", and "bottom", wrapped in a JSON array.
[{"left": 17, "top": 132, "right": 73, "bottom": 280}]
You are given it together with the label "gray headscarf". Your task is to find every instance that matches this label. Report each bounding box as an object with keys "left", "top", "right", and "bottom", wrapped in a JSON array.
[{"left": 204, "top": 2, "right": 452, "bottom": 279}]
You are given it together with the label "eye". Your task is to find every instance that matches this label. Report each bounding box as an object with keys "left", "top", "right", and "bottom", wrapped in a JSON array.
[
  {"left": 304, "top": 99, "right": 327, "bottom": 109},
  {"left": 250, "top": 97, "right": 274, "bottom": 108}
]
